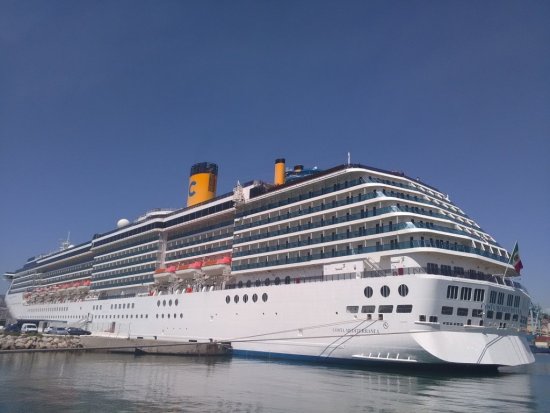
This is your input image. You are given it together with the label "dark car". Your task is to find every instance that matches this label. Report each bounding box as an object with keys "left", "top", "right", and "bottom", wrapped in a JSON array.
[
  {"left": 4, "top": 323, "right": 21, "bottom": 333},
  {"left": 66, "top": 327, "right": 91, "bottom": 336}
]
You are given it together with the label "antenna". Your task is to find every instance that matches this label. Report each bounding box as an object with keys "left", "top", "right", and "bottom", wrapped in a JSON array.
[{"left": 347, "top": 152, "right": 351, "bottom": 165}]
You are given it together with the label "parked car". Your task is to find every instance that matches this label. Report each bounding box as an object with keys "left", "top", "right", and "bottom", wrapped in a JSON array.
[
  {"left": 4, "top": 323, "right": 21, "bottom": 333},
  {"left": 45, "top": 326, "right": 68, "bottom": 335},
  {"left": 21, "top": 323, "right": 38, "bottom": 333},
  {"left": 66, "top": 327, "right": 91, "bottom": 336}
]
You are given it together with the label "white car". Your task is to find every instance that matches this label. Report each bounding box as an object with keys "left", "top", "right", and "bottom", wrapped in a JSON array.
[{"left": 21, "top": 323, "right": 38, "bottom": 333}]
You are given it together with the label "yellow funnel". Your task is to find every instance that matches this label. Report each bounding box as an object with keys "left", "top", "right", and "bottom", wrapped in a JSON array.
[
  {"left": 274, "top": 158, "right": 286, "bottom": 186},
  {"left": 187, "top": 162, "right": 218, "bottom": 207}
]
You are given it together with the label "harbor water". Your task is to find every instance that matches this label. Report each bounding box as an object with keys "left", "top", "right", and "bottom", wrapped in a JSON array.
[{"left": 0, "top": 352, "right": 548, "bottom": 412}]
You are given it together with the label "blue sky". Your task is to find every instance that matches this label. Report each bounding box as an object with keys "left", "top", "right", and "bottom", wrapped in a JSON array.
[{"left": 1, "top": 1, "right": 548, "bottom": 309}]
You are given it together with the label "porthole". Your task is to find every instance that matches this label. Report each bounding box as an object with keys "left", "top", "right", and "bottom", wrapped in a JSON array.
[
  {"left": 381, "top": 286, "right": 390, "bottom": 297},
  {"left": 225, "top": 295, "right": 230, "bottom": 304},
  {"left": 234, "top": 295, "right": 239, "bottom": 303},
  {"left": 243, "top": 294, "right": 249, "bottom": 303},
  {"left": 285, "top": 276, "right": 291, "bottom": 285},
  {"left": 156, "top": 314, "right": 159, "bottom": 318},
  {"left": 169, "top": 299, "right": 173, "bottom": 307},
  {"left": 275, "top": 277, "right": 280, "bottom": 285},
  {"left": 262, "top": 293, "right": 268, "bottom": 302},
  {"left": 132, "top": 303, "right": 135, "bottom": 309},
  {"left": 238, "top": 281, "right": 243, "bottom": 288},
  {"left": 162, "top": 314, "right": 165, "bottom": 318},
  {"left": 175, "top": 299, "right": 179, "bottom": 306},
  {"left": 364, "top": 286, "right": 373, "bottom": 298},
  {"left": 255, "top": 279, "right": 261, "bottom": 287},
  {"left": 162, "top": 300, "right": 166, "bottom": 307},
  {"left": 265, "top": 278, "right": 270, "bottom": 286},
  {"left": 252, "top": 293, "right": 258, "bottom": 303},
  {"left": 123, "top": 304, "right": 126, "bottom": 309},
  {"left": 174, "top": 313, "right": 176, "bottom": 319},
  {"left": 168, "top": 314, "right": 171, "bottom": 319},
  {"left": 180, "top": 313, "right": 183, "bottom": 318},
  {"left": 398, "top": 284, "right": 409, "bottom": 297},
  {"left": 246, "top": 280, "right": 252, "bottom": 288},
  {"left": 157, "top": 301, "right": 160, "bottom": 307}
]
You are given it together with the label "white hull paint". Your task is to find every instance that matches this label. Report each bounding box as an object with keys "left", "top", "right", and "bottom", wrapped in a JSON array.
[{"left": 6, "top": 274, "right": 534, "bottom": 367}]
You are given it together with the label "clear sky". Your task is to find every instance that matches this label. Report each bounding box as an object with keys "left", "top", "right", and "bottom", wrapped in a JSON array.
[{"left": 1, "top": 1, "right": 548, "bottom": 309}]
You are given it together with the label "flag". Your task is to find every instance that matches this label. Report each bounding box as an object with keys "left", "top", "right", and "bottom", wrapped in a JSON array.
[{"left": 510, "top": 242, "right": 523, "bottom": 273}]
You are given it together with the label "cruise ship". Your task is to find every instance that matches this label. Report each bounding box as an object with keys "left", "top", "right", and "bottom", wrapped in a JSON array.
[{"left": 3, "top": 159, "right": 534, "bottom": 368}]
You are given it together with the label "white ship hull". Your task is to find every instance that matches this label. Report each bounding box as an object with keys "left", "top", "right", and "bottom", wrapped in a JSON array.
[{"left": 6, "top": 274, "right": 534, "bottom": 367}]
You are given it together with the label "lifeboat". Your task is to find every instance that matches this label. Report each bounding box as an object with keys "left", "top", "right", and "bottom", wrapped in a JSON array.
[
  {"left": 201, "top": 256, "right": 231, "bottom": 276},
  {"left": 78, "top": 279, "right": 91, "bottom": 292},
  {"left": 154, "top": 266, "right": 176, "bottom": 283},
  {"left": 175, "top": 261, "right": 203, "bottom": 279}
]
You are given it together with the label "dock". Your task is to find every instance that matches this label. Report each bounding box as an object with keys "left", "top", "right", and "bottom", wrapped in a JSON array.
[{"left": 80, "top": 336, "right": 232, "bottom": 356}]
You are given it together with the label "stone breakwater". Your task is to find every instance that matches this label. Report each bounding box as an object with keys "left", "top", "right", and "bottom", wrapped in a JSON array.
[{"left": 0, "top": 334, "right": 82, "bottom": 351}]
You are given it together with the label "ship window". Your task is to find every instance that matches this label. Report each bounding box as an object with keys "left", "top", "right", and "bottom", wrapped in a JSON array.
[
  {"left": 395, "top": 304, "right": 412, "bottom": 313},
  {"left": 457, "top": 308, "right": 469, "bottom": 316},
  {"left": 472, "top": 309, "right": 483, "bottom": 317},
  {"left": 504, "top": 313, "right": 511, "bottom": 321},
  {"left": 460, "top": 287, "right": 472, "bottom": 301},
  {"left": 379, "top": 305, "right": 393, "bottom": 313},
  {"left": 361, "top": 305, "right": 375, "bottom": 313},
  {"left": 380, "top": 286, "right": 390, "bottom": 297},
  {"left": 225, "top": 295, "right": 230, "bottom": 304},
  {"left": 243, "top": 294, "right": 249, "bottom": 303},
  {"left": 346, "top": 306, "right": 359, "bottom": 313},
  {"left": 234, "top": 295, "right": 239, "bottom": 304},
  {"left": 419, "top": 315, "right": 426, "bottom": 322},
  {"left": 265, "top": 278, "right": 270, "bottom": 286},
  {"left": 167, "top": 313, "right": 170, "bottom": 319},
  {"left": 378, "top": 314, "right": 384, "bottom": 320},
  {"left": 486, "top": 310, "right": 494, "bottom": 319},
  {"left": 512, "top": 314, "right": 519, "bottom": 321},
  {"left": 364, "top": 286, "right": 373, "bottom": 298},
  {"left": 246, "top": 280, "right": 251, "bottom": 288},
  {"left": 441, "top": 306, "right": 453, "bottom": 315},
  {"left": 157, "top": 301, "right": 160, "bottom": 307},
  {"left": 489, "top": 291, "right": 497, "bottom": 304},
  {"left": 398, "top": 284, "right": 409, "bottom": 297},
  {"left": 180, "top": 313, "right": 183, "bottom": 318},
  {"left": 275, "top": 277, "right": 281, "bottom": 285},
  {"left": 285, "top": 276, "right": 291, "bottom": 285},
  {"left": 161, "top": 314, "right": 164, "bottom": 318},
  {"left": 507, "top": 294, "right": 514, "bottom": 307},
  {"left": 473, "top": 289, "right": 485, "bottom": 302},
  {"left": 255, "top": 279, "right": 261, "bottom": 287},
  {"left": 252, "top": 294, "right": 258, "bottom": 303},
  {"left": 429, "top": 316, "right": 438, "bottom": 323},
  {"left": 238, "top": 281, "right": 243, "bottom": 288},
  {"left": 163, "top": 300, "right": 166, "bottom": 307},
  {"left": 514, "top": 296, "right": 521, "bottom": 308},
  {"left": 169, "top": 300, "right": 173, "bottom": 307},
  {"left": 496, "top": 312, "right": 503, "bottom": 320},
  {"left": 447, "top": 285, "right": 458, "bottom": 299},
  {"left": 497, "top": 292, "right": 504, "bottom": 305},
  {"left": 175, "top": 299, "right": 179, "bottom": 306},
  {"left": 262, "top": 293, "right": 268, "bottom": 302}
]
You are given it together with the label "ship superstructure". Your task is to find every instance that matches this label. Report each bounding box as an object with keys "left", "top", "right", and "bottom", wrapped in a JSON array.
[{"left": 3, "top": 159, "right": 534, "bottom": 368}]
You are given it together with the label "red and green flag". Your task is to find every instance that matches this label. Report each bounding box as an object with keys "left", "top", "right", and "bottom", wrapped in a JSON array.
[{"left": 510, "top": 242, "right": 523, "bottom": 273}]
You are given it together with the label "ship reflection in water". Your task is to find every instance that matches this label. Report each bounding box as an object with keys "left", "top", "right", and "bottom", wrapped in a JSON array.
[{"left": 0, "top": 353, "right": 548, "bottom": 412}]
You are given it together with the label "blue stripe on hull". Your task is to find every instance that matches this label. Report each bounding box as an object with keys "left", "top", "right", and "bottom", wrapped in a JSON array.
[{"left": 231, "top": 349, "right": 500, "bottom": 374}]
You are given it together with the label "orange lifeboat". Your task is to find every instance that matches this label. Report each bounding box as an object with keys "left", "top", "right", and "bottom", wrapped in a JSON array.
[
  {"left": 201, "top": 256, "right": 231, "bottom": 276},
  {"left": 154, "top": 266, "right": 176, "bottom": 283},
  {"left": 175, "top": 261, "right": 203, "bottom": 279}
]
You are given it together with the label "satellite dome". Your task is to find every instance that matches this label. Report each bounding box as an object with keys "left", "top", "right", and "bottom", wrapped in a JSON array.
[{"left": 117, "top": 218, "right": 130, "bottom": 228}]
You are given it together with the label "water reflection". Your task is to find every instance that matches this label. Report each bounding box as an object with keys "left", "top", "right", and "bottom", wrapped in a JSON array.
[{"left": 0, "top": 353, "right": 547, "bottom": 412}]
